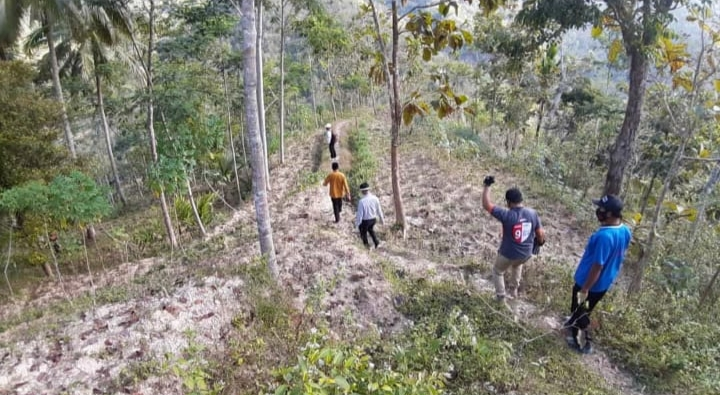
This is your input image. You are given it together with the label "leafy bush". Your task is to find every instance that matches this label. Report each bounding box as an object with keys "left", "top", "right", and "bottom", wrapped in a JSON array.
[
  {"left": 196, "top": 192, "right": 217, "bottom": 225},
  {"left": 599, "top": 283, "right": 720, "bottom": 394},
  {"left": 271, "top": 330, "right": 444, "bottom": 395}
]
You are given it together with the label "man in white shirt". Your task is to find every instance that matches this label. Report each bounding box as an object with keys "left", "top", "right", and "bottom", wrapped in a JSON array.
[
  {"left": 355, "top": 182, "right": 385, "bottom": 249},
  {"left": 325, "top": 123, "right": 337, "bottom": 160}
]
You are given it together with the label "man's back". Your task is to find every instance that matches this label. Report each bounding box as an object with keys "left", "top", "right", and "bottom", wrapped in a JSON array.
[
  {"left": 491, "top": 206, "right": 542, "bottom": 260},
  {"left": 575, "top": 224, "right": 632, "bottom": 292},
  {"left": 324, "top": 172, "right": 348, "bottom": 198}
]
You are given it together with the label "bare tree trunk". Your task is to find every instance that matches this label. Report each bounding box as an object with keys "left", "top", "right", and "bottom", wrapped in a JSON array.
[
  {"left": 369, "top": 0, "right": 406, "bottom": 235},
  {"left": 222, "top": 64, "right": 243, "bottom": 203},
  {"left": 186, "top": 176, "right": 207, "bottom": 237},
  {"left": 690, "top": 162, "right": 720, "bottom": 244},
  {"left": 604, "top": 45, "right": 649, "bottom": 195},
  {"left": 629, "top": 133, "right": 692, "bottom": 294},
  {"left": 256, "top": 2, "right": 271, "bottom": 190},
  {"left": 243, "top": 0, "right": 278, "bottom": 278},
  {"left": 310, "top": 57, "right": 318, "bottom": 128},
  {"left": 81, "top": 230, "right": 97, "bottom": 305},
  {"left": 699, "top": 263, "right": 720, "bottom": 306},
  {"left": 4, "top": 225, "right": 13, "bottom": 297},
  {"left": 279, "top": 0, "right": 286, "bottom": 164},
  {"left": 95, "top": 67, "right": 127, "bottom": 205},
  {"left": 45, "top": 15, "right": 76, "bottom": 159},
  {"left": 638, "top": 169, "right": 658, "bottom": 218},
  {"left": 146, "top": 0, "right": 178, "bottom": 248}
]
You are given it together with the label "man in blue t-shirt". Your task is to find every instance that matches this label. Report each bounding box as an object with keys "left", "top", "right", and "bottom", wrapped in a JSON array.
[
  {"left": 566, "top": 194, "right": 632, "bottom": 354},
  {"left": 482, "top": 176, "right": 545, "bottom": 302}
]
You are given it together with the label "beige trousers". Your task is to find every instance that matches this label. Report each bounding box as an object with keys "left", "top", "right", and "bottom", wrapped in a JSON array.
[{"left": 493, "top": 254, "right": 531, "bottom": 298}]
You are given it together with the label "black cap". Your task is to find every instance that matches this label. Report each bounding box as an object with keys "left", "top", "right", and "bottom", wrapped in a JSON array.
[
  {"left": 505, "top": 188, "right": 523, "bottom": 204},
  {"left": 359, "top": 182, "right": 370, "bottom": 191},
  {"left": 592, "top": 194, "right": 623, "bottom": 214}
]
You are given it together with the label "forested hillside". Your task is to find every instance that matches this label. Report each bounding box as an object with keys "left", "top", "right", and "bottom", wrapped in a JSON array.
[{"left": 1, "top": 0, "right": 720, "bottom": 394}]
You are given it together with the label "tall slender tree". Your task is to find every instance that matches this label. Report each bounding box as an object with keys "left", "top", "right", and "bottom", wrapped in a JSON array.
[
  {"left": 1, "top": 0, "right": 79, "bottom": 157},
  {"left": 243, "top": 0, "right": 278, "bottom": 278}
]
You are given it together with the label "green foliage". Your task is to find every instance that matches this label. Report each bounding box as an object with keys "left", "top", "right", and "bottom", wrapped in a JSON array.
[
  {"left": 272, "top": 330, "right": 444, "bottom": 395},
  {"left": 345, "top": 127, "right": 377, "bottom": 200},
  {"left": 0, "top": 61, "right": 69, "bottom": 191},
  {"left": 600, "top": 287, "right": 720, "bottom": 394},
  {"left": 0, "top": 171, "right": 110, "bottom": 228}
]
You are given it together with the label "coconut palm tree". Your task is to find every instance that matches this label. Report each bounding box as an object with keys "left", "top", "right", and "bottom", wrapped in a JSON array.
[
  {"left": 23, "top": 0, "right": 134, "bottom": 205},
  {"left": 1, "top": 0, "right": 79, "bottom": 158}
]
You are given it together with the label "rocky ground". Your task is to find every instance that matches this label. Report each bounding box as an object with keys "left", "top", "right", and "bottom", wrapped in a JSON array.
[{"left": 0, "top": 119, "right": 650, "bottom": 395}]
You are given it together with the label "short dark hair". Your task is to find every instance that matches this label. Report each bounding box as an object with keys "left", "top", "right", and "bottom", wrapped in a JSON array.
[
  {"left": 332, "top": 162, "right": 339, "bottom": 170},
  {"left": 505, "top": 188, "right": 523, "bottom": 204}
]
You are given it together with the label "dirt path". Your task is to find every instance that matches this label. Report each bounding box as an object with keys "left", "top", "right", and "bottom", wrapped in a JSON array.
[{"left": 0, "top": 120, "right": 650, "bottom": 395}]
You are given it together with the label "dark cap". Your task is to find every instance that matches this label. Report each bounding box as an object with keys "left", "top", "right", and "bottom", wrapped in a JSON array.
[
  {"left": 592, "top": 194, "right": 623, "bottom": 214},
  {"left": 505, "top": 188, "right": 523, "bottom": 204},
  {"left": 359, "top": 182, "right": 370, "bottom": 191}
]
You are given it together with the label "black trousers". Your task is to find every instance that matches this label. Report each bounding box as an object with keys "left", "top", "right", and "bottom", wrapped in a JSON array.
[
  {"left": 565, "top": 283, "right": 606, "bottom": 342},
  {"left": 331, "top": 198, "right": 343, "bottom": 222},
  {"left": 359, "top": 218, "right": 379, "bottom": 247},
  {"left": 329, "top": 143, "right": 337, "bottom": 159}
]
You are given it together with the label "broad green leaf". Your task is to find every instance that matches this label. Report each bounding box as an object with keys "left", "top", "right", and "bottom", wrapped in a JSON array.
[
  {"left": 423, "top": 47, "right": 432, "bottom": 61},
  {"left": 591, "top": 25, "right": 603, "bottom": 38},
  {"left": 714, "top": 79, "right": 720, "bottom": 92},
  {"left": 700, "top": 148, "right": 711, "bottom": 158},
  {"left": 334, "top": 376, "right": 350, "bottom": 391}
]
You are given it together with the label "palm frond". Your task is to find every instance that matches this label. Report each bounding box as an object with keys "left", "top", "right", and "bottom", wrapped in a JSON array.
[{"left": 23, "top": 26, "right": 47, "bottom": 56}]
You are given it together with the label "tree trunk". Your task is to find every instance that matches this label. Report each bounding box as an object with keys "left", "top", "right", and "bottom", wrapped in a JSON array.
[
  {"left": 186, "top": 176, "right": 207, "bottom": 237},
  {"left": 4, "top": 226, "right": 13, "bottom": 297},
  {"left": 243, "top": 0, "right": 278, "bottom": 279},
  {"left": 146, "top": 0, "right": 178, "bottom": 249},
  {"left": 603, "top": 48, "right": 649, "bottom": 195},
  {"left": 535, "top": 99, "right": 545, "bottom": 141},
  {"left": 44, "top": 15, "right": 76, "bottom": 159},
  {"left": 369, "top": 0, "right": 405, "bottom": 234},
  {"left": 222, "top": 64, "right": 243, "bottom": 203},
  {"left": 256, "top": 3, "right": 271, "bottom": 190},
  {"left": 390, "top": 1, "right": 406, "bottom": 234},
  {"left": 639, "top": 169, "right": 658, "bottom": 218},
  {"left": 95, "top": 67, "right": 127, "bottom": 206},
  {"left": 279, "top": 0, "right": 286, "bottom": 164},
  {"left": 310, "top": 57, "right": 318, "bottom": 128},
  {"left": 690, "top": 162, "right": 720, "bottom": 244},
  {"left": 699, "top": 263, "right": 720, "bottom": 307},
  {"left": 629, "top": 132, "right": 693, "bottom": 294}
]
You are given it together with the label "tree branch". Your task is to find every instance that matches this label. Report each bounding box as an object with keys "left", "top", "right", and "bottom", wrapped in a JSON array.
[
  {"left": 398, "top": 1, "right": 445, "bottom": 22},
  {"left": 681, "top": 156, "right": 720, "bottom": 162}
]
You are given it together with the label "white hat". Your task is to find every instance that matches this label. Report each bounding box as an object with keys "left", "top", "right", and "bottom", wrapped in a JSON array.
[{"left": 325, "top": 123, "right": 332, "bottom": 129}]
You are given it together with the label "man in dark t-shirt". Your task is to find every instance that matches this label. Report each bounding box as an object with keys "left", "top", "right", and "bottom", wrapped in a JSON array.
[{"left": 482, "top": 176, "right": 545, "bottom": 302}]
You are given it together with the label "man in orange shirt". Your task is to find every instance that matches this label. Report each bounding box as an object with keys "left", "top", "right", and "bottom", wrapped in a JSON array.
[{"left": 323, "top": 162, "right": 351, "bottom": 223}]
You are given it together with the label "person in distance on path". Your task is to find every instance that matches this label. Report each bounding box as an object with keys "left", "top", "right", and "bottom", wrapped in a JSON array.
[
  {"left": 325, "top": 123, "right": 338, "bottom": 160},
  {"left": 355, "top": 182, "right": 385, "bottom": 249},
  {"left": 323, "top": 162, "right": 351, "bottom": 223},
  {"left": 565, "top": 194, "right": 632, "bottom": 354},
  {"left": 482, "top": 176, "right": 545, "bottom": 302}
]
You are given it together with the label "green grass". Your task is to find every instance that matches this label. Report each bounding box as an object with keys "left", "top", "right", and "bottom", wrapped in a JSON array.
[{"left": 345, "top": 125, "right": 378, "bottom": 201}]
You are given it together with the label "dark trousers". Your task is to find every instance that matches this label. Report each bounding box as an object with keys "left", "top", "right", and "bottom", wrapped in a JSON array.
[
  {"left": 565, "top": 284, "right": 606, "bottom": 343},
  {"left": 329, "top": 143, "right": 337, "bottom": 159},
  {"left": 359, "top": 218, "right": 379, "bottom": 248},
  {"left": 331, "top": 198, "right": 343, "bottom": 222}
]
